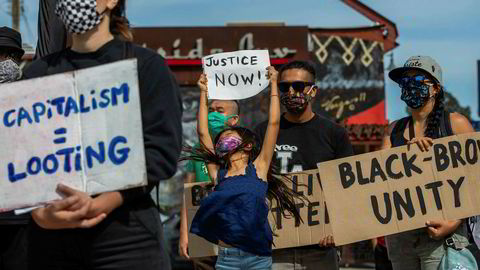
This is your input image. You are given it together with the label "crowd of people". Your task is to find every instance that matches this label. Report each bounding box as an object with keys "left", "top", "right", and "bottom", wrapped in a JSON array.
[{"left": 0, "top": 0, "right": 479, "bottom": 270}]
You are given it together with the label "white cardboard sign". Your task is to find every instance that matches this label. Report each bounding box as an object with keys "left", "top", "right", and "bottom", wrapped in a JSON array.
[
  {"left": 0, "top": 59, "right": 147, "bottom": 211},
  {"left": 202, "top": 50, "right": 270, "bottom": 100}
]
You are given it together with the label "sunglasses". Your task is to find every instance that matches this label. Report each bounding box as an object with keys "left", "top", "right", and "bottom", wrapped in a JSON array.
[
  {"left": 278, "top": 81, "right": 315, "bottom": 93},
  {"left": 399, "top": 75, "right": 434, "bottom": 87}
]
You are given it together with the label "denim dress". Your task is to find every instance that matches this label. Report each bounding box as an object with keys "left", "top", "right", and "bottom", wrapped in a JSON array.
[{"left": 190, "top": 162, "right": 273, "bottom": 257}]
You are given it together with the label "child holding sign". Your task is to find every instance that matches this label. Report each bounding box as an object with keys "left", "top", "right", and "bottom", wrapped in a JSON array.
[{"left": 181, "top": 68, "right": 305, "bottom": 270}]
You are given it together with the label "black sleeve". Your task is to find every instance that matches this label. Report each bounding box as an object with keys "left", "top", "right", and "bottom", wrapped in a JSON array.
[
  {"left": 22, "top": 58, "right": 49, "bottom": 79},
  {"left": 34, "top": 0, "right": 67, "bottom": 59},
  {"left": 334, "top": 126, "right": 354, "bottom": 158},
  {"left": 120, "top": 55, "right": 183, "bottom": 202}
]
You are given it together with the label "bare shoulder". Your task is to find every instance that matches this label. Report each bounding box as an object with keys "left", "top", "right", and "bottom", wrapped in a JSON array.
[
  {"left": 449, "top": 112, "right": 474, "bottom": 134},
  {"left": 252, "top": 159, "right": 268, "bottom": 182},
  {"left": 385, "top": 120, "right": 399, "bottom": 136}
]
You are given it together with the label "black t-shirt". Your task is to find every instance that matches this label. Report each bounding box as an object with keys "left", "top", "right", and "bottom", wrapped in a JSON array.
[
  {"left": 0, "top": 39, "right": 183, "bottom": 224},
  {"left": 255, "top": 114, "right": 353, "bottom": 173},
  {"left": 255, "top": 114, "right": 353, "bottom": 251}
]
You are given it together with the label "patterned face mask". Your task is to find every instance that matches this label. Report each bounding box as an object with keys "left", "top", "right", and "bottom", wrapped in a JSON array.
[
  {"left": 280, "top": 90, "right": 314, "bottom": 114},
  {"left": 399, "top": 76, "right": 432, "bottom": 109},
  {"left": 0, "top": 59, "right": 21, "bottom": 83},
  {"left": 215, "top": 136, "right": 242, "bottom": 157},
  {"left": 55, "top": 0, "right": 105, "bottom": 34}
]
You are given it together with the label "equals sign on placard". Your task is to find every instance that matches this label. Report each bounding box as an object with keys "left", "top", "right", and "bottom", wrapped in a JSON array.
[
  {"left": 53, "top": 128, "right": 67, "bottom": 144},
  {"left": 423, "top": 156, "right": 432, "bottom": 162}
]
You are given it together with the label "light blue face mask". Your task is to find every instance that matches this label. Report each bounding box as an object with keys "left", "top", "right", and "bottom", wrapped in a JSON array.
[{"left": 208, "top": 112, "right": 236, "bottom": 139}]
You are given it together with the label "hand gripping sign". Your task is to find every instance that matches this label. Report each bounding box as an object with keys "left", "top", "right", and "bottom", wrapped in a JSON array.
[
  {"left": 202, "top": 50, "right": 270, "bottom": 100},
  {"left": 0, "top": 59, "right": 147, "bottom": 211},
  {"left": 318, "top": 132, "right": 480, "bottom": 246}
]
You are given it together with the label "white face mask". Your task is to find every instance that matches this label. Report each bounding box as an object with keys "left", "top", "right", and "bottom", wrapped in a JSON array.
[
  {"left": 0, "top": 59, "right": 21, "bottom": 83},
  {"left": 55, "top": 0, "right": 105, "bottom": 35}
]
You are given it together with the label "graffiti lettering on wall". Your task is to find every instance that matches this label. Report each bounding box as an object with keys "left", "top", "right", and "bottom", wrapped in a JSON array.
[
  {"left": 321, "top": 92, "right": 367, "bottom": 119},
  {"left": 346, "top": 124, "right": 387, "bottom": 141},
  {"left": 154, "top": 33, "right": 297, "bottom": 60},
  {"left": 310, "top": 34, "right": 385, "bottom": 123}
]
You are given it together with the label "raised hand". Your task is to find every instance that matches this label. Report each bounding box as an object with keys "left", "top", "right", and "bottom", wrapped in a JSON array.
[
  {"left": 266, "top": 66, "right": 278, "bottom": 84},
  {"left": 197, "top": 73, "right": 208, "bottom": 93}
]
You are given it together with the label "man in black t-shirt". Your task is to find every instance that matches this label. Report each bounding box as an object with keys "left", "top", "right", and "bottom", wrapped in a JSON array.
[
  {"left": 0, "top": 26, "right": 28, "bottom": 270},
  {"left": 255, "top": 60, "right": 353, "bottom": 270}
]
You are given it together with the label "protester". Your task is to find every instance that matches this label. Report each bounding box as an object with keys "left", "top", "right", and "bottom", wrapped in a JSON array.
[
  {"left": 21, "top": 0, "right": 182, "bottom": 269},
  {"left": 34, "top": 0, "right": 67, "bottom": 59},
  {"left": 383, "top": 55, "right": 473, "bottom": 270},
  {"left": 179, "top": 99, "right": 240, "bottom": 270},
  {"left": 372, "top": 237, "right": 393, "bottom": 270},
  {"left": 181, "top": 68, "right": 306, "bottom": 270},
  {"left": 255, "top": 60, "right": 354, "bottom": 270},
  {"left": 0, "top": 26, "right": 28, "bottom": 270}
]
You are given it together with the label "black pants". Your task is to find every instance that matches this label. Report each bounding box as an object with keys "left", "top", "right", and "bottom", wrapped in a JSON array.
[
  {"left": 28, "top": 197, "right": 171, "bottom": 270},
  {"left": 0, "top": 225, "right": 28, "bottom": 270},
  {"left": 375, "top": 245, "right": 393, "bottom": 270},
  {"left": 193, "top": 256, "right": 217, "bottom": 270}
]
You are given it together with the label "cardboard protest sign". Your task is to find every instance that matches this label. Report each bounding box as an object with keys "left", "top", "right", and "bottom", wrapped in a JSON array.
[
  {"left": 317, "top": 132, "right": 480, "bottom": 246},
  {"left": 184, "top": 170, "right": 329, "bottom": 258},
  {"left": 202, "top": 50, "right": 270, "bottom": 100},
  {"left": 184, "top": 182, "right": 218, "bottom": 258},
  {"left": 0, "top": 59, "right": 147, "bottom": 211}
]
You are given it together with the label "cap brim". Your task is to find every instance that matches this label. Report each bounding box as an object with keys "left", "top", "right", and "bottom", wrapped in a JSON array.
[
  {"left": 0, "top": 44, "right": 24, "bottom": 55},
  {"left": 388, "top": 66, "right": 440, "bottom": 85},
  {"left": 388, "top": 66, "right": 425, "bottom": 84}
]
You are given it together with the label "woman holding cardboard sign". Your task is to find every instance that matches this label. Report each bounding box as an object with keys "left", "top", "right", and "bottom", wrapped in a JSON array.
[
  {"left": 382, "top": 55, "right": 474, "bottom": 270},
  {"left": 22, "top": 0, "right": 182, "bottom": 269},
  {"left": 180, "top": 68, "right": 307, "bottom": 270}
]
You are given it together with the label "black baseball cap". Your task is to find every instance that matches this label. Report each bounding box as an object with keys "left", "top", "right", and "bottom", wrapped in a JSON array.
[{"left": 0, "top": 27, "right": 24, "bottom": 55}]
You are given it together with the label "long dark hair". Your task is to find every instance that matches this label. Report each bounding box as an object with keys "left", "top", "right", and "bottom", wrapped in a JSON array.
[
  {"left": 110, "top": 0, "right": 133, "bottom": 41},
  {"left": 180, "top": 126, "right": 307, "bottom": 223},
  {"left": 424, "top": 84, "right": 445, "bottom": 138}
]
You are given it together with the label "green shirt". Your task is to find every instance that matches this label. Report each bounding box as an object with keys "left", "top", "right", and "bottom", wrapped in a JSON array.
[{"left": 186, "top": 159, "right": 211, "bottom": 182}]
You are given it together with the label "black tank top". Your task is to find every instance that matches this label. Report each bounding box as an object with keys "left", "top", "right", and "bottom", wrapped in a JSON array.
[{"left": 390, "top": 110, "right": 454, "bottom": 147}]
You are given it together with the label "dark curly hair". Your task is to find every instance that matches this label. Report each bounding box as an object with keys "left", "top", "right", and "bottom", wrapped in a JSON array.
[
  {"left": 424, "top": 84, "right": 445, "bottom": 139},
  {"left": 180, "top": 126, "right": 307, "bottom": 223}
]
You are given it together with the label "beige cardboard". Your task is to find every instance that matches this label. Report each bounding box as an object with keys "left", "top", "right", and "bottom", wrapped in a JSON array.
[
  {"left": 183, "top": 182, "right": 218, "bottom": 258},
  {"left": 385, "top": 145, "right": 444, "bottom": 232},
  {"left": 431, "top": 135, "right": 474, "bottom": 221},
  {"left": 318, "top": 152, "right": 397, "bottom": 245},
  {"left": 318, "top": 132, "right": 480, "bottom": 246},
  {"left": 184, "top": 170, "right": 327, "bottom": 258},
  {"left": 458, "top": 133, "right": 480, "bottom": 214}
]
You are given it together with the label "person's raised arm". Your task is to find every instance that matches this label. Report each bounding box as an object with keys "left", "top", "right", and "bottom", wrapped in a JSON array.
[
  {"left": 254, "top": 67, "right": 279, "bottom": 178},
  {"left": 197, "top": 74, "right": 219, "bottom": 181}
]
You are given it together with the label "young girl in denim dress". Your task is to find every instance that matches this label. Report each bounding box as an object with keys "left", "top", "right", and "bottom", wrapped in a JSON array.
[{"left": 182, "top": 67, "right": 305, "bottom": 270}]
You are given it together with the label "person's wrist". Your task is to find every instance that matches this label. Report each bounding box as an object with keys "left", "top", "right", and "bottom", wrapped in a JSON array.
[{"left": 94, "top": 192, "right": 123, "bottom": 215}]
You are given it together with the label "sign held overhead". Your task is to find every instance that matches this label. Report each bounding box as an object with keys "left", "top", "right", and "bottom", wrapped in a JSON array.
[{"left": 202, "top": 50, "right": 270, "bottom": 100}]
